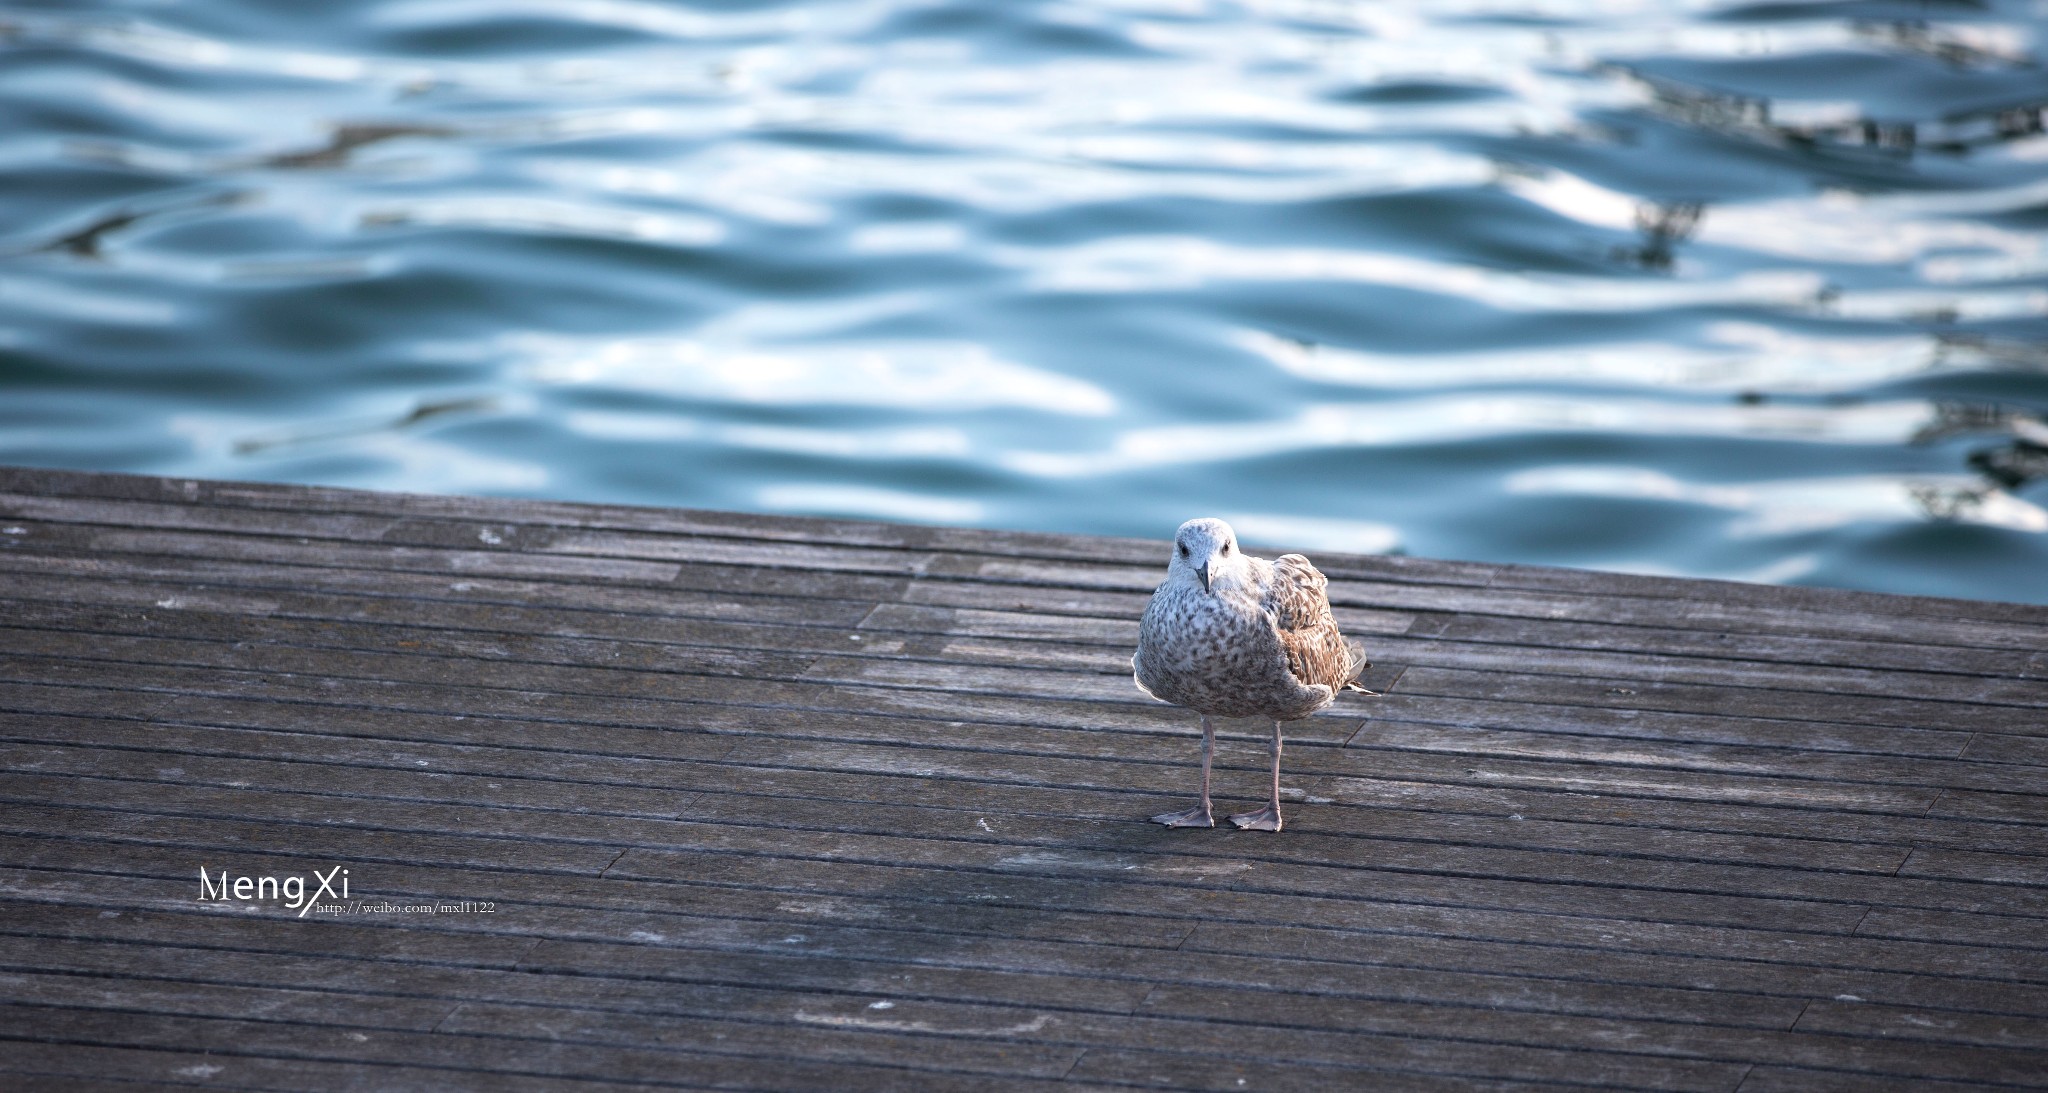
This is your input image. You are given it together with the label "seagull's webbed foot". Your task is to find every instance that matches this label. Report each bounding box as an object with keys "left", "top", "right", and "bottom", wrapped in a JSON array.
[
  {"left": 1152, "top": 804, "right": 1215, "bottom": 828},
  {"left": 1228, "top": 805, "right": 1284, "bottom": 832}
]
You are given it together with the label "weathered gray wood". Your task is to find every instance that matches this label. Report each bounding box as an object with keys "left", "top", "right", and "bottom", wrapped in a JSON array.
[
  {"left": 0, "top": 902, "right": 1811, "bottom": 1090},
  {"left": 1794, "top": 997, "right": 2048, "bottom": 1049},
  {"left": 12, "top": 569, "right": 2031, "bottom": 732},
  {"left": 7, "top": 682, "right": 2035, "bottom": 859},
  {"left": 0, "top": 1004, "right": 1085, "bottom": 1092},
  {"left": 5, "top": 597, "right": 2036, "bottom": 793},
  {"left": 1733, "top": 1065, "right": 2020, "bottom": 1093},
  {"left": 1390, "top": 663, "right": 2045, "bottom": 735},
  {"left": 0, "top": 630, "right": 2022, "bottom": 807},
  {"left": 0, "top": 661, "right": 1984, "bottom": 828},
  {"left": 12, "top": 564, "right": 2031, "bottom": 753},
  {"left": 0, "top": 773, "right": 1953, "bottom": 956},
  {"left": 14, "top": 864, "right": 2048, "bottom": 1026},
  {"left": 4, "top": 679, "right": 2031, "bottom": 888},
  {"left": 9, "top": 465, "right": 2041, "bottom": 630},
  {"left": 1, "top": 531, "right": 2034, "bottom": 689},
  {"left": 0, "top": 718, "right": 1942, "bottom": 877},
  {"left": 2, "top": 464, "right": 2045, "bottom": 1091},
  {"left": 8, "top": 880, "right": 2039, "bottom": 1080},
  {"left": 0, "top": 792, "right": 1903, "bottom": 934},
  {"left": 7, "top": 478, "right": 2046, "bottom": 650},
  {"left": 1137, "top": 987, "right": 2048, "bottom": 1086},
  {"left": 0, "top": 1041, "right": 709, "bottom": 1093}
]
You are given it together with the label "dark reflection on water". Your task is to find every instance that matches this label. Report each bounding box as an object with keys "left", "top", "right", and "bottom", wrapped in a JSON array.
[{"left": 2, "top": 0, "right": 2045, "bottom": 603}]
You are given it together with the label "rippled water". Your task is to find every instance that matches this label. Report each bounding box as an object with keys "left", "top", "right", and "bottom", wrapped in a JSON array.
[{"left": 4, "top": 0, "right": 2047, "bottom": 602}]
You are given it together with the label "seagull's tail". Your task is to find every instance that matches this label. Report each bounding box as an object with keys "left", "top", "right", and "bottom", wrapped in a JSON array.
[{"left": 1343, "top": 641, "right": 1379, "bottom": 696}]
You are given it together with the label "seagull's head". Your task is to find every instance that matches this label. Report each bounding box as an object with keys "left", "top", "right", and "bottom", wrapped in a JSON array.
[{"left": 1171, "top": 517, "right": 1242, "bottom": 594}]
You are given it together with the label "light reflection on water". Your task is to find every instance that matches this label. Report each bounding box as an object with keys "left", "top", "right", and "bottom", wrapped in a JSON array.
[{"left": 1, "top": 0, "right": 2046, "bottom": 602}]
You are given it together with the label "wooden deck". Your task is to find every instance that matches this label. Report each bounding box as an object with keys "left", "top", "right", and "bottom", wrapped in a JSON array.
[{"left": 0, "top": 465, "right": 2044, "bottom": 1091}]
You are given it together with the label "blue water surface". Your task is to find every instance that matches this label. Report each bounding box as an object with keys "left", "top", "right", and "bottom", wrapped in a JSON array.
[{"left": 3, "top": 0, "right": 2047, "bottom": 603}]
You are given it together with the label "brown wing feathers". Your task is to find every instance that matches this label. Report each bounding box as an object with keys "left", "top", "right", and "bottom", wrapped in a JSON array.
[{"left": 1265, "top": 554, "right": 1366, "bottom": 692}]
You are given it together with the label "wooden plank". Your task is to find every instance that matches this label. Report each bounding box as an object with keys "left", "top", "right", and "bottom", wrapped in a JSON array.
[
  {"left": 0, "top": 1004, "right": 1080, "bottom": 1092},
  {"left": 0, "top": 548, "right": 889, "bottom": 627},
  {"left": 0, "top": 802, "right": 616, "bottom": 878},
  {"left": 1856, "top": 905, "right": 2048, "bottom": 950},
  {"left": 8, "top": 871, "right": 2039, "bottom": 1047},
  {"left": 58, "top": 820, "right": 2037, "bottom": 1005},
  {"left": 1344, "top": 721, "right": 2042, "bottom": 800},
  {"left": 18, "top": 842, "right": 2038, "bottom": 1018},
  {"left": 1176, "top": 922, "right": 2048, "bottom": 1016},
  {"left": 1059, "top": 1046, "right": 1701, "bottom": 1093},
  {"left": 0, "top": 646, "right": 1348, "bottom": 749},
  {"left": 0, "top": 465, "right": 1460, "bottom": 573},
  {"left": 12, "top": 465, "right": 2043, "bottom": 631},
  {"left": 1486, "top": 556, "right": 2048, "bottom": 628},
  {"left": 0, "top": 896, "right": 1820, "bottom": 1090},
  {"left": 1927, "top": 789, "right": 2048, "bottom": 826},
  {"left": 0, "top": 560, "right": 2023, "bottom": 773},
  {"left": 7, "top": 480, "right": 2045, "bottom": 651},
  {"left": 3, "top": 679, "right": 2032, "bottom": 866},
  {"left": 436, "top": 998, "right": 1724, "bottom": 1091},
  {"left": 1140, "top": 987, "right": 2048, "bottom": 1086},
  {"left": 2, "top": 465, "right": 2045, "bottom": 1091},
  {"left": 0, "top": 788, "right": 1910, "bottom": 938},
  {"left": 1424, "top": 611, "right": 2041, "bottom": 681},
  {"left": 1363, "top": 577, "right": 2048, "bottom": 654},
  {"left": 0, "top": 893, "right": 1158, "bottom": 1017},
  {"left": 1391, "top": 664, "right": 2043, "bottom": 736},
  {"left": 7, "top": 597, "right": 2032, "bottom": 789},
  {"left": 507, "top": 931, "right": 1786, "bottom": 1066},
  {"left": 15, "top": 606, "right": 2029, "bottom": 767},
  {"left": 7, "top": 567, "right": 2025, "bottom": 762},
  {"left": 1795, "top": 998, "right": 2048, "bottom": 1050},
  {"left": 0, "top": 465, "right": 1176, "bottom": 567},
  {"left": 0, "top": 929, "right": 1120, "bottom": 1035},
  {"left": 1, "top": 525, "right": 2032, "bottom": 684},
  {"left": 1354, "top": 636, "right": 2048, "bottom": 708},
  {"left": 0, "top": 765, "right": 1940, "bottom": 955},
  {"left": 1357, "top": 692, "right": 1971, "bottom": 758},
  {"left": 0, "top": 631, "right": 2026, "bottom": 822},
  {"left": 1965, "top": 733, "right": 2048, "bottom": 766},
  {"left": 6, "top": 697, "right": 2038, "bottom": 927},
  {"left": 25, "top": 534, "right": 2026, "bottom": 720},
  {"left": 16, "top": 880, "right": 2048, "bottom": 1080},
  {"left": 1899, "top": 848, "right": 2048, "bottom": 887},
  {"left": 15, "top": 521, "right": 689, "bottom": 584},
  {"left": 0, "top": 667, "right": 1949, "bottom": 847},
  {"left": 8, "top": 528, "right": 2039, "bottom": 724},
  {"left": 14, "top": 860, "right": 2048, "bottom": 1025},
  {"left": 0, "top": 785, "right": 2023, "bottom": 1015},
  {"left": 0, "top": 1016, "right": 1584, "bottom": 1093},
  {"left": 0, "top": 893, "right": 1166, "bottom": 1022},
  {"left": 0, "top": 966, "right": 458, "bottom": 1031},
  {"left": 1733, "top": 1065, "right": 2022, "bottom": 1093},
  {"left": 0, "top": 1041, "right": 697, "bottom": 1093},
  {"left": 0, "top": 715, "right": 1939, "bottom": 877},
  {"left": 8, "top": 634, "right": 1941, "bottom": 822}
]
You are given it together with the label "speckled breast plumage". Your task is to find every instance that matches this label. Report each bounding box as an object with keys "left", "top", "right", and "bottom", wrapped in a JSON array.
[{"left": 1132, "top": 575, "right": 1334, "bottom": 722}]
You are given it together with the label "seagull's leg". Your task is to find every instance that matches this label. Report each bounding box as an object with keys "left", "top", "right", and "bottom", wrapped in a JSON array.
[
  {"left": 1230, "top": 720, "right": 1285, "bottom": 831},
  {"left": 1151, "top": 714, "right": 1215, "bottom": 828}
]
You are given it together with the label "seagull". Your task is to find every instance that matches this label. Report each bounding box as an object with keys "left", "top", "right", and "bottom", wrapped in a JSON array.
[{"left": 1133, "top": 518, "right": 1374, "bottom": 831}]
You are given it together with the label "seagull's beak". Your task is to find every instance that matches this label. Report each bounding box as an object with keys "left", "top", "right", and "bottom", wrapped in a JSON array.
[{"left": 1197, "top": 560, "right": 1212, "bottom": 593}]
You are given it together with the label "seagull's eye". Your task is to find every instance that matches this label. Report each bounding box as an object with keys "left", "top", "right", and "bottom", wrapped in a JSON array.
[
  {"left": 1221, "top": 543, "right": 1231, "bottom": 554},
  {"left": 1177, "top": 544, "right": 1188, "bottom": 558}
]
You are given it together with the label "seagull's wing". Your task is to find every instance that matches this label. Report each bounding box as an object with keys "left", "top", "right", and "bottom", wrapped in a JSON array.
[{"left": 1264, "top": 553, "right": 1368, "bottom": 692}]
